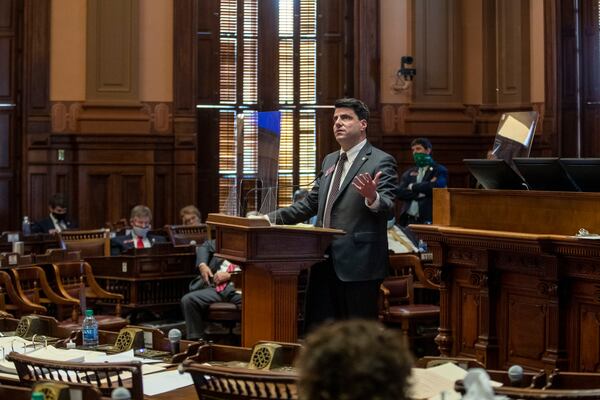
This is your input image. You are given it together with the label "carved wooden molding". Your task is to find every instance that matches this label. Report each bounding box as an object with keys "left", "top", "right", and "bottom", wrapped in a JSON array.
[{"left": 50, "top": 101, "right": 172, "bottom": 134}]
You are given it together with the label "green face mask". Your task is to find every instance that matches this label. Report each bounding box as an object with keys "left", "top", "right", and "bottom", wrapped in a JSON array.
[{"left": 413, "top": 152, "right": 433, "bottom": 167}]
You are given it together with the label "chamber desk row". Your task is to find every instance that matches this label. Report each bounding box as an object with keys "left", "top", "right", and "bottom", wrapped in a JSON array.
[
  {"left": 86, "top": 245, "right": 196, "bottom": 322},
  {"left": 411, "top": 188, "right": 600, "bottom": 372}
]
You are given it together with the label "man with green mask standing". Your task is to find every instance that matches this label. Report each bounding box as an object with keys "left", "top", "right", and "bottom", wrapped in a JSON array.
[{"left": 397, "top": 138, "right": 448, "bottom": 226}]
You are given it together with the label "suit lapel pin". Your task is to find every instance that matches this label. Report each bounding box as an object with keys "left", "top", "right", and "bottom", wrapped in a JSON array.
[{"left": 362, "top": 156, "right": 367, "bottom": 161}]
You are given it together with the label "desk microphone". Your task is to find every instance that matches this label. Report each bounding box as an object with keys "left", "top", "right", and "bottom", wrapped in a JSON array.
[
  {"left": 168, "top": 328, "right": 182, "bottom": 354},
  {"left": 111, "top": 387, "right": 131, "bottom": 400},
  {"left": 508, "top": 364, "right": 524, "bottom": 387}
]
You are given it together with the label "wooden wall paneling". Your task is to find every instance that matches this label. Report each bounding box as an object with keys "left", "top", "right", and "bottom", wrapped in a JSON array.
[
  {"left": 196, "top": 109, "right": 218, "bottom": 217},
  {"left": 496, "top": 0, "right": 530, "bottom": 106},
  {"left": 83, "top": 172, "right": 110, "bottom": 229},
  {"left": 541, "top": 0, "right": 559, "bottom": 155},
  {"left": 317, "top": 0, "right": 345, "bottom": 106},
  {"left": 194, "top": 0, "right": 216, "bottom": 107},
  {"left": 558, "top": 0, "right": 578, "bottom": 156},
  {"left": 352, "top": 0, "right": 379, "bottom": 109},
  {"left": 0, "top": 0, "right": 18, "bottom": 231},
  {"left": 174, "top": 171, "right": 195, "bottom": 222},
  {"left": 120, "top": 172, "right": 148, "bottom": 221},
  {"left": 580, "top": 0, "right": 600, "bottom": 156},
  {"left": 23, "top": 0, "right": 50, "bottom": 115},
  {"left": 0, "top": 111, "right": 11, "bottom": 170},
  {"left": 153, "top": 165, "right": 172, "bottom": 228},
  {"left": 23, "top": 0, "right": 50, "bottom": 226},
  {"left": 414, "top": 0, "right": 462, "bottom": 104},
  {"left": 86, "top": 0, "right": 139, "bottom": 101},
  {"left": 0, "top": 36, "right": 13, "bottom": 101},
  {"left": 258, "top": 0, "right": 279, "bottom": 111},
  {"left": 27, "top": 167, "right": 48, "bottom": 222}
]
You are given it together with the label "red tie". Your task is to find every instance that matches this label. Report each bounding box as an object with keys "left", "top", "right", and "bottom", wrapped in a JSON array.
[
  {"left": 136, "top": 236, "right": 144, "bottom": 249},
  {"left": 215, "top": 263, "right": 236, "bottom": 293}
]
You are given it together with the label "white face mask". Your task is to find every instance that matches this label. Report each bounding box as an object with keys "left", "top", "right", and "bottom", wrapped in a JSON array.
[{"left": 132, "top": 226, "right": 150, "bottom": 238}]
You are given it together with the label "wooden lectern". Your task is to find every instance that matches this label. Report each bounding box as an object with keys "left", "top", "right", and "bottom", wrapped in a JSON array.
[{"left": 206, "top": 213, "right": 341, "bottom": 346}]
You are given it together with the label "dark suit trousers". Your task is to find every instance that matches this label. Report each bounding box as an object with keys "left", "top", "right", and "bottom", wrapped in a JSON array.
[
  {"left": 181, "top": 285, "right": 241, "bottom": 340},
  {"left": 305, "top": 259, "right": 382, "bottom": 333}
]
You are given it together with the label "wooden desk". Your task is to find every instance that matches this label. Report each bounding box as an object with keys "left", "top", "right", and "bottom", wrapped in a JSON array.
[
  {"left": 0, "top": 233, "right": 60, "bottom": 255},
  {"left": 87, "top": 244, "right": 196, "bottom": 322},
  {"left": 207, "top": 214, "right": 340, "bottom": 346},
  {"left": 411, "top": 188, "right": 600, "bottom": 372}
]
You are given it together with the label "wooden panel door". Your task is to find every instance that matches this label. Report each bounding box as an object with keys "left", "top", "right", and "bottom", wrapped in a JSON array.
[{"left": 0, "top": 0, "right": 20, "bottom": 231}]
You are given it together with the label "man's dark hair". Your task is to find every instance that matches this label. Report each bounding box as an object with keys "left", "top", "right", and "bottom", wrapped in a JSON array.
[
  {"left": 334, "top": 98, "right": 370, "bottom": 122},
  {"left": 410, "top": 137, "right": 432, "bottom": 150},
  {"left": 48, "top": 193, "right": 68, "bottom": 209},
  {"left": 296, "top": 320, "right": 413, "bottom": 400}
]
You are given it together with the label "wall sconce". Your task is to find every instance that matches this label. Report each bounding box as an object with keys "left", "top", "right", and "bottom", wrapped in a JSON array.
[{"left": 392, "top": 56, "right": 416, "bottom": 92}]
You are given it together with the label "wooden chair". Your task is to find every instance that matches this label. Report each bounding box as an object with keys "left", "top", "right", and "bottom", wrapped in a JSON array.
[
  {"left": 7, "top": 352, "right": 143, "bottom": 400},
  {"left": 204, "top": 271, "right": 243, "bottom": 344},
  {"left": 181, "top": 341, "right": 301, "bottom": 400},
  {"left": 181, "top": 362, "right": 298, "bottom": 400},
  {"left": 0, "top": 270, "right": 47, "bottom": 317},
  {"left": 58, "top": 229, "right": 110, "bottom": 257},
  {"left": 51, "top": 261, "right": 127, "bottom": 331},
  {"left": 379, "top": 255, "right": 440, "bottom": 356},
  {"left": 10, "top": 266, "right": 80, "bottom": 322},
  {"left": 166, "top": 224, "right": 209, "bottom": 246}
]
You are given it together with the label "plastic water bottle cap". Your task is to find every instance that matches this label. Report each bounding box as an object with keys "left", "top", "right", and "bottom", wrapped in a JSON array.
[{"left": 85, "top": 309, "right": 94, "bottom": 317}]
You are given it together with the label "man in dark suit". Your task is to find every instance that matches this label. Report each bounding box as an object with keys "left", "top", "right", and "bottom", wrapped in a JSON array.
[
  {"left": 396, "top": 138, "right": 448, "bottom": 226},
  {"left": 181, "top": 239, "right": 241, "bottom": 340},
  {"left": 269, "top": 98, "right": 397, "bottom": 329},
  {"left": 31, "top": 193, "right": 77, "bottom": 234},
  {"left": 110, "top": 205, "right": 166, "bottom": 255}
]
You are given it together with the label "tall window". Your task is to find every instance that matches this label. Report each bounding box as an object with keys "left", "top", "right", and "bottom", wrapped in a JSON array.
[{"left": 198, "top": 0, "right": 318, "bottom": 214}]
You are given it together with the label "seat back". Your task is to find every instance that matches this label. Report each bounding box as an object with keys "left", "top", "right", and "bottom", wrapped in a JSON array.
[
  {"left": 58, "top": 229, "right": 110, "bottom": 257},
  {"left": 180, "top": 359, "right": 298, "bottom": 400},
  {"left": 166, "top": 224, "right": 209, "bottom": 246},
  {"left": 11, "top": 266, "right": 78, "bottom": 320},
  {"left": 0, "top": 270, "right": 46, "bottom": 316},
  {"left": 7, "top": 352, "right": 143, "bottom": 399},
  {"left": 52, "top": 261, "right": 123, "bottom": 316}
]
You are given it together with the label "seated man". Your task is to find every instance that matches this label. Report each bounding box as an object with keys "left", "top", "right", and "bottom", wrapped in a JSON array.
[
  {"left": 110, "top": 205, "right": 166, "bottom": 255},
  {"left": 181, "top": 239, "right": 241, "bottom": 341},
  {"left": 397, "top": 138, "right": 448, "bottom": 226},
  {"left": 31, "top": 193, "right": 77, "bottom": 234},
  {"left": 180, "top": 205, "right": 202, "bottom": 226},
  {"left": 296, "top": 320, "right": 413, "bottom": 400}
]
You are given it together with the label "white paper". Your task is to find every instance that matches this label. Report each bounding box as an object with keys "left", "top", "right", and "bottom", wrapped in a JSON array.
[
  {"left": 143, "top": 369, "right": 194, "bottom": 396},
  {"left": 498, "top": 115, "right": 531, "bottom": 145}
]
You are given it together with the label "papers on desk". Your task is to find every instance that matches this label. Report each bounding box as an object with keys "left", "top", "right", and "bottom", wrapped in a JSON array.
[
  {"left": 142, "top": 369, "right": 194, "bottom": 396},
  {"left": 410, "top": 363, "right": 502, "bottom": 400}
]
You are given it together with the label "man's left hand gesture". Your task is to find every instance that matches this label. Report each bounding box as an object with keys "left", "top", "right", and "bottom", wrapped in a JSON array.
[{"left": 352, "top": 171, "right": 382, "bottom": 205}]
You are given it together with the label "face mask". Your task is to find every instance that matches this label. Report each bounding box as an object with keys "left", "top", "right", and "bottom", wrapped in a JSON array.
[
  {"left": 133, "top": 226, "right": 150, "bottom": 238},
  {"left": 413, "top": 152, "right": 433, "bottom": 168},
  {"left": 52, "top": 212, "right": 67, "bottom": 222}
]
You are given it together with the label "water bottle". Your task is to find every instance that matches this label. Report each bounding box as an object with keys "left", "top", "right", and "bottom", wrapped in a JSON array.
[
  {"left": 31, "top": 391, "right": 45, "bottom": 400},
  {"left": 82, "top": 309, "right": 99, "bottom": 347},
  {"left": 22, "top": 216, "right": 31, "bottom": 236}
]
